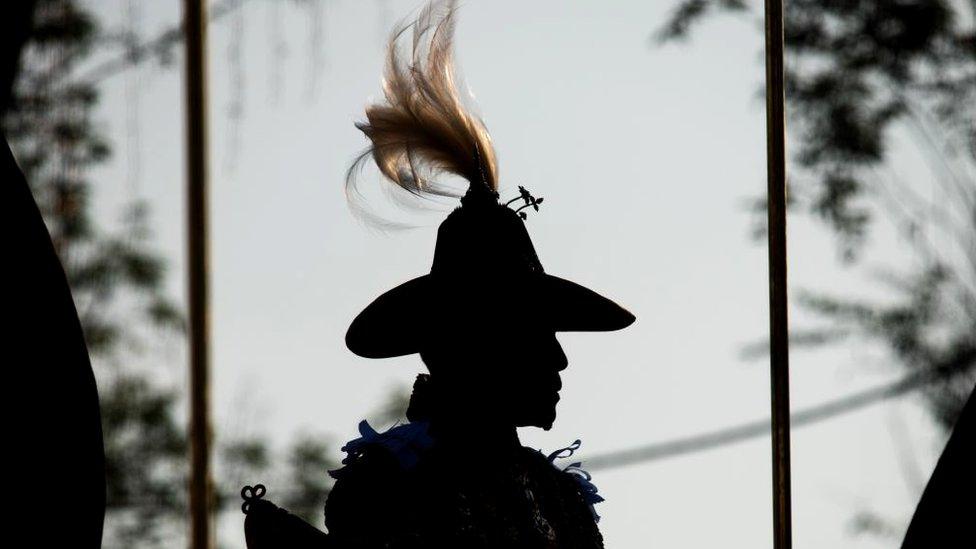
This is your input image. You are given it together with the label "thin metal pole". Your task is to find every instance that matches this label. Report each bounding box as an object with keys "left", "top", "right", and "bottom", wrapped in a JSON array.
[
  {"left": 183, "top": 0, "right": 212, "bottom": 548},
  {"left": 763, "top": 0, "right": 792, "bottom": 548}
]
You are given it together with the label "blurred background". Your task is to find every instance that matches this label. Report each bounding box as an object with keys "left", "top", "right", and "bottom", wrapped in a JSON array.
[{"left": 4, "top": 0, "right": 974, "bottom": 547}]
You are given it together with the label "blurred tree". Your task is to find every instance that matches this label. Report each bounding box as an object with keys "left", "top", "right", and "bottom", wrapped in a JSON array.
[
  {"left": 280, "top": 436, "right": 336, "bottom": 524},
  {"left": 658, "top": 0, "right": 975, "bottom": 429},
  {"left": 1, "top": 1, "right": 38, "bottom": 111},
  {"left": 99, "top": 376, "right": 186, "bottom": 547},
  {"left": 4, "top": 1, "right": 190, "bottom": 546},
  {"left": 2, "top": 1, "right": 335, "bottom": 547}
]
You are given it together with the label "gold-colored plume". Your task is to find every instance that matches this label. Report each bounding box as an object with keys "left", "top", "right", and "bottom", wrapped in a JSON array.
[{"left": 346, "top": 0, "right": 498, "bottom": 215}]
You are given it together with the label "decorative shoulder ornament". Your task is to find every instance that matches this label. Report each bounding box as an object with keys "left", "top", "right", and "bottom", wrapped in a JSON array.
[
  {"left": 547, "top": 440, "right": 605, "bottom": 522},
  {"left": 328, "top": 420, "right": 434, "bottom": 479},
  {"left": 329, "top": 418, "right": 606, "bottom": 521}
]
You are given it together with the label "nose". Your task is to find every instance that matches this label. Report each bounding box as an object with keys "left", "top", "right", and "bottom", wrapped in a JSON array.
[{"left": 552, "top": 335, "right": 568, "bottom": 372}]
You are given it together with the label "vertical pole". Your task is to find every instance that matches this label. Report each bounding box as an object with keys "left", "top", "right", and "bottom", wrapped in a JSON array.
[
  {"left": 763, "top": 0, "right": 792, "bottom": 548},
  {"left": 183, "top": 0, "right": 211, "bottom": 548}
]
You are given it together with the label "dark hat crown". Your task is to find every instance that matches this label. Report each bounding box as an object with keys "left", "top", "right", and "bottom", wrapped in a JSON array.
[
  {"left": 430, "top": 189, "right": 544, "bottom": 282},
  {"left": 345, "top": 186, "right": 635, "bottom": 359}
]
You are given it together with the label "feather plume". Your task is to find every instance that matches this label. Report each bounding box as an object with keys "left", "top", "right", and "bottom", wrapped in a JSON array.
[{"left": 346, "top": 0, "right": 498, "bottom": 217}]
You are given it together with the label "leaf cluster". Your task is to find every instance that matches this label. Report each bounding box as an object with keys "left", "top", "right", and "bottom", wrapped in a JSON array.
[{"left": 659, "top": 0, "right": 975, "bottom": 428}]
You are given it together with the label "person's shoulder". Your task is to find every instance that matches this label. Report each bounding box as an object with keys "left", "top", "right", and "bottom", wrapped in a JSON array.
[
  {"left": 520, "top": 445, "right": 581, "bottom": 490},
  {"left": 328, "top": 420, "right": 434, "bottom": 480},
  {"left": 521, "top": 442, "right": 606, "bottom": 547},
  {"left": 325, "top": 420, "right": 434, "bottom": 536},
  {"left": 324, "top": 445, "right": 402, "bottom": 518},
  {"left": 327, "top": 419, "right": 435, "bottom": 499},
  {"left": 519, "top": 442, "right": 580, "bottom": 481},
  {"left": 520, "top": 441, "right": 605, "bottom": 517}
]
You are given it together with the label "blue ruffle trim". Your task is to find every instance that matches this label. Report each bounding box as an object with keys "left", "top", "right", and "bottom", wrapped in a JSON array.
[
  {"left": 329, "top": 419, "right": 434, "bottom": 480},
  {"left": 546, "top": 439, "right": 604, "bottom": 522},
  {"left": 328, "top": 421, "right": 603, "bottom": 523}
]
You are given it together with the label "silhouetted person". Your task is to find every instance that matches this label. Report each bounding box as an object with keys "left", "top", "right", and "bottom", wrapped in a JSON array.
[
  {"left": 4, "top": 136, "right": 105, "bottom": 547},
  {"left": 4, "top": 7, "right": 103, "bottom": 545},
  {"left": 901, "top": 386, "right": 974, "bottom": 548},
  {"left": 241, "top": 2, "right": 634, "bottom": 547}
]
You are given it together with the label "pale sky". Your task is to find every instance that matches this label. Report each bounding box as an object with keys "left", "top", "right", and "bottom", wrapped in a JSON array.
[{"left": 80, "top": 1, "right": 950, "bottom": 547}]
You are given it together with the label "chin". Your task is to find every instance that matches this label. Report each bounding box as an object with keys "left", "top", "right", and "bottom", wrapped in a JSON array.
[
  {"left": 540, "top": 395, "right": 559, "bottom": 429},
  {"left": 511, "top": 390, "right": 559, "bottom": 430},
  {"left": 518, "top": 406, "right": 557, "bottom": 431}
]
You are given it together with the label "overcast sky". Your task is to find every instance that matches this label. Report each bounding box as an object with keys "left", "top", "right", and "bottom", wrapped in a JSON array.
[{"left": 79, "top": 1, "right": 951, "bottom": 547}]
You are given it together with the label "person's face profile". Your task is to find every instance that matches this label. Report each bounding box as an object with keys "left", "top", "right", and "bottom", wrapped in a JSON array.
[{"left": 425, "top": 316, "right": 569, "bottom": 430}]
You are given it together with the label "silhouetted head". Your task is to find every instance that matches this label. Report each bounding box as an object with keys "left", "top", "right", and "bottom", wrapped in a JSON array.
[
  {"left": 418, "top": 308, "right": 569, "bottom": 430},
  {"left": 345, "top": 3, "right": 633, "bottom": 434},
  {"left": 347, "top": 192, "right": 633, "bottom": 432}
]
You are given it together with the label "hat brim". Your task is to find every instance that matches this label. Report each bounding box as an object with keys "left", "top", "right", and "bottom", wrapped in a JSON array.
[{"left": 346, "top": 274, "right": 635, "bottom": 359}]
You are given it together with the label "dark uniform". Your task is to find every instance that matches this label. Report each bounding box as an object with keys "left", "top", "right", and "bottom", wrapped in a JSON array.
[{"left": 325, "top": 406, "right": 604, "bottom": 548}]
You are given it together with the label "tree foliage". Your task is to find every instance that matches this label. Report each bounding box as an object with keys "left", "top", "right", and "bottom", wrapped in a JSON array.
[
  {"left": 658, "top": 0, "right": 975, "bottom": 428},
  {"left": 3, "top": 1, "right": 336, "bottom": 546},
  {"left": 281, "top": 436, "right": 336, "bottom": 524},
  {"left": 4, "top": 2, "right": 188, "bottom": 546},
  {"left": 4, "top": 0, "right": 180, "bottom": 356}
]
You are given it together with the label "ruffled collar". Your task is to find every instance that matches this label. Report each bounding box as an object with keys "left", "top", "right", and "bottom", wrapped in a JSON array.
[
  {"left": 329, "top": 419, "right": 604, "bottom": 522},
  {"left": 545, "top": 439, "right": 605, "bottom": 522},
  {"left": 329, "top": 419, "right": 434, "bottom": 480}
]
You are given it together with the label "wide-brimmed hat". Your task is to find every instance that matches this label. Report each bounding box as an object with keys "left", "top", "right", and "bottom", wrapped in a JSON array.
[{"left": 346, "top": 188, "right": 635, "bottom": 359}]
